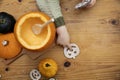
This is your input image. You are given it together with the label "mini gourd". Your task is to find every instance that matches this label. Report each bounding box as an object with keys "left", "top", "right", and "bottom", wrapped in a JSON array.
[{"left": 38, "top": 58, "right": 58, "bottom": 78}]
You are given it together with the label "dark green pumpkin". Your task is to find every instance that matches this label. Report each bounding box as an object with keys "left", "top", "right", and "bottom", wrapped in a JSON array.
[{"left": 0, "top": 12, "right": 16, "bottom": 34}]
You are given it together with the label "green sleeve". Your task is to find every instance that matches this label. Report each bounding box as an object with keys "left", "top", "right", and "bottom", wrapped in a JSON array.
[
  {"left": 36, "top": 0, "right": 53, "bottom": 17},
  {"left": 36, "top": 0, "right": 65, "bottom": 27}
]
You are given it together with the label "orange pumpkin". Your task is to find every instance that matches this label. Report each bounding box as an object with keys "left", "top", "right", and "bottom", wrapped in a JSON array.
[
  {"left": 14, "top": 12, "right": 56, "bottom": 51},
  {"left": 0, "top": 33, "right": 22, "bottom": 59}
]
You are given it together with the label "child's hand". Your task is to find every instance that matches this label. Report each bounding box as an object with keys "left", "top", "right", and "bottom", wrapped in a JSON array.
[{"left": 56, "top": 25, "right": 71, "bottom": 49}]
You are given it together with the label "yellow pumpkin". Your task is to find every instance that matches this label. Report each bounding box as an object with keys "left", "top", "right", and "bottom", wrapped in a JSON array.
[
  {"left": 38, "top": 58, "right": 58, "bottom": 78},
  {"left": 0, "top": 33, "right": 22, "bottom": 59},
  {"left": 14, "top": 12, "right": 56, "bottom": 51}
]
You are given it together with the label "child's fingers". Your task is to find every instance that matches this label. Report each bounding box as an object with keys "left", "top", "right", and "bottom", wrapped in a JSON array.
[{"left": 64, "top": 44, "right": 72, "bottom": 50}]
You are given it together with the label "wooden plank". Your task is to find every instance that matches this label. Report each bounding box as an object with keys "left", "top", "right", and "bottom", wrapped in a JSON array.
[{"left": 0, "top": 0, "right": 120, "bottom": 80}]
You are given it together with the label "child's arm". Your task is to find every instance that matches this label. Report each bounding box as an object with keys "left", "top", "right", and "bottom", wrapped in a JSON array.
[
  {"left": 36, "top": 0, "right": 53, "bottom": 17},
  {"left": 36, "top": 0, "right": 71, "bottom": 48}
]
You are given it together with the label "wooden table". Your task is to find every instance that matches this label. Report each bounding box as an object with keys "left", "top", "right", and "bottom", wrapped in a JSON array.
[{"left": 0, "top": 0, "right": 120, "bottom": 80}]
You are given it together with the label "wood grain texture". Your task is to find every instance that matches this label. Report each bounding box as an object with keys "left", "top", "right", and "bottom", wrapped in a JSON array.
[{"left": 0, "top": 0, "right": 120, "bottom": 80}]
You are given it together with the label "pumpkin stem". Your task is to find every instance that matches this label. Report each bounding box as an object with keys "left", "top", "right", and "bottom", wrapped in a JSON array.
[
  {"left": 0, "top": 19, "right": 6, "bottom": 24},
  {"left": 45, "top": 63, "right": 51, "bottom": 67},
  {"left": 2, "top": 40, "right": 9, "bottom": 46}
]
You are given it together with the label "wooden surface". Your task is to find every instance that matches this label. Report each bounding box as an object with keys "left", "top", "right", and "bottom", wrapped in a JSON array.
[{"left": 0, "top": 0, "right": 120, "bottom": 80}]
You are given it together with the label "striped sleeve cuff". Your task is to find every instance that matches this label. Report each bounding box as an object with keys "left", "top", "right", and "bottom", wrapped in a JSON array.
[{"left": 54, "top": 16, "right": 65, "bottom": 28}]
